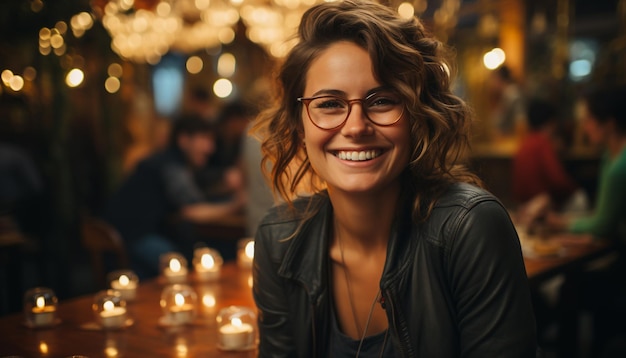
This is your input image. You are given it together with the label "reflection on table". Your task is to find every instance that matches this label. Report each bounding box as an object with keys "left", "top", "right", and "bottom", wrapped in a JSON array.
[{"left": 0, "top": 263, "right": 257, "bottom": 358}]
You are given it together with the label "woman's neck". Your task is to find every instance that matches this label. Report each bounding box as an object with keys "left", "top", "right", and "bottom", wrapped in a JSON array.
[{"left": 328, "top": 184, "right": 401, "bottom": 252}]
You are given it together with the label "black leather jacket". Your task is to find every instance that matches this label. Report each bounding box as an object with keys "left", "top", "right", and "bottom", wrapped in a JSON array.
[{"left": 252, "top": 183, "right": 537, "bottom": 357}]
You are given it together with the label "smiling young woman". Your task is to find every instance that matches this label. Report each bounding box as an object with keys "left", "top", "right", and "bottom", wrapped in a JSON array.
[{"left": 250, "top": 1, "right": 538, "bottom": 357}]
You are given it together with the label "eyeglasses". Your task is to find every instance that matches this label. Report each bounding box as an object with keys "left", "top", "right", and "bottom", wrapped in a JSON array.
[{"left": 297, "top": 91, "right": 404, "bottom": 130}]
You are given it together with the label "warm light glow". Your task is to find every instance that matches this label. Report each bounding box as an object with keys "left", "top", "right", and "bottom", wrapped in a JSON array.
[
  {"left": 186, "top": 56, "right": 203, "bottom": 74},
  {"left": 1, "top": 69, "right": 13, "bottom": 85},
  {"left": 169, "top": 258, "right": 181, "bottom": 273},
  {"left": 55, "top": 21, "right": 68, "bottom": 35},
  {"left": 105, "top": 76, "right": 121, "bottom": 93},
  {"left": 398, "top": 3, "right": 415, "bottom": 19},
  {"left": 36, "top": 296, "right": 46, "bottom": 309},
  {"left": 217, "top": 53, "right": 236, "bottom": 77},
  {"left": 200, "top": 253, "right": 215, "bottom": 269},
  {"left": 202, "top": 294, "right": 216, "bottom": 308},
  {"left": 231, "top": 317, "right": 243, "bottom": 328},
  {"left": 118, "top": 275, "right": 130, "bottom": 287},
  {"left": 9, "top": 75, "right": 24, "bottom": 91},
  {"left": 174, "top": 293, "right": 185, "bottom": 307},
  {"left": 213, "top": 78, "right": 233, "bottom": 98},
  {"left": 103, "top": 300, "right": 115, "bottom": 312},
  {"left": 248, "top": 274, "right": 253, "bottom": 288},
  {"left": 105, "top": 346, "right": 119, "bottom": 357},
  {"left": 39, "top": 27, "right": 51, "bottom": 40},
  {"left": 50, "top": 34, "right": 64, "bottom": 49},
  {"left": 218, "top": 28, "right": 235, "bottom": 44},
  {"left": 65, "top": 68, "right": 84, "bottom": 87},
  {"left": 483, "top": 48, "right": 506, "bottom": 70},
  {"left": 39, "top": 341, "right": 48, "bottom": 354},
  {"left": 244, "top": 241, "right": 255, "bottom": 259},
  {"left": 108, "top": 63, "right": 123, "bottom": 78}
]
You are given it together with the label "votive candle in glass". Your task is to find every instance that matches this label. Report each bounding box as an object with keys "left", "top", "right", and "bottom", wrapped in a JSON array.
[
  {"left": 216, "top": 306, "right": 256, "bottom": 350},
  {"left": 160, "top": 252, "right": 188, "bottom": 284},
  {"left": 24, "top": 287, "right": 58, "bottom": 328},
  {"left": 93, "top": 290, "right": 127, "bottom": 329},
  {"left": 107, "top": 270, "right": 138, "bottom": 301},
  {"left": 160, "top": 284, "right": 197, "bottom": 325},
  {"left": 193, "top": 247, "right": 222, "bottom": 282}
]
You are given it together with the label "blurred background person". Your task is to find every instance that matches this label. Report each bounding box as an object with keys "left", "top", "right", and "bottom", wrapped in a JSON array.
[
  {"left": 512, "top": 98, "right": 584, "bottom": 229},
  {"left": 487, "top": 65, "right": 527, "bottom": 142},
  {"left": 104, "top": 114, "right": 245, "bottom": 279},
  {"left": 546, "top": 84, "right": 626, "bottom": 240},
  {"left": 544, "top": 83, "right": 626, "bottom": 358}
]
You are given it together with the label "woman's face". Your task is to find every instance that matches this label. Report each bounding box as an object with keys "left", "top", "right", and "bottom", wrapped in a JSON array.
[{"left": 301, "top": 41, "right": 411, "bottom": 195}]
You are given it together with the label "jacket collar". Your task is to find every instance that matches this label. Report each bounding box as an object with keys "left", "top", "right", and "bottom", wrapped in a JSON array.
[{"left": 276, "top": 191, "right": 416, "bottom": 300}]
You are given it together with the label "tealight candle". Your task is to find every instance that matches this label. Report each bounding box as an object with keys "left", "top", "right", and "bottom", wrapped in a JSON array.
[
  {"left": 237, "top": 239, "right": 254, "bottom": 269},
  {"left": 163, "top": 257, "right": 188, "bottom": 284},
  {"left": 218, "top": 317, "right": 254, "bottom": 350},
  {"left": 160, "top": 284, "right": 197, "bottom": 326},
  {"left": 169, "top": 293, "right": 194, "bottom": 325},
  {"left": 93, "top": 290, "right": 128, "bottom": 330},
  {"left": 216, "top": 306, "right": 256, "bottom": 351},
  {"left": 31, "top": 296, "right": 56, "bottom": 326},
  {"left": 100, "top": 300, "right": 127, "bottom": 329},
  {"left": 193, "top": 247, "right": 222, "bottom": 282},
  {"left": 24, "top": 287, "right": 58, "bottom": 328},
  {"left": 109, "top": 271, "right": 138, "bottom": 301}
]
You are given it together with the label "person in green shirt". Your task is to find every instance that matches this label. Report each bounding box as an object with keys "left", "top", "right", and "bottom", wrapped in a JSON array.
[{"left": 547, "top": 84, "right": 626, "bottom": 241}]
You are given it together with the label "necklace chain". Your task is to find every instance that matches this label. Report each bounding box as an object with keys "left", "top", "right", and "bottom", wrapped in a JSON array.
[{"left": 337, "top": 235, "right": 388, "bottom": 358}]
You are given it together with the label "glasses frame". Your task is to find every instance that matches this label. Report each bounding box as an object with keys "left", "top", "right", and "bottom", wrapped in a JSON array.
[{"left": 297, "top": 92, "right": 405, "bottom": 130}]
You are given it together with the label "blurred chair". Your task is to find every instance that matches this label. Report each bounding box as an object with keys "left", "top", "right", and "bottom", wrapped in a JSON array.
[{"left": 80, "top": 216, "right": 130, "bottom": 289}]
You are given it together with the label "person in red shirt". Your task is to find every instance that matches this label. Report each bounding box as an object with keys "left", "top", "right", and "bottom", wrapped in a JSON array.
[{"left": 512, "top": 98, "right": 579, "bottom": 210}]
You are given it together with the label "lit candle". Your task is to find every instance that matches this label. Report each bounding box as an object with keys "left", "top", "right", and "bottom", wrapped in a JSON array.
[
  {"left": 99, "top": 300, "right": 127, "bottom": 329},
  {"left": 110, "top": 274, "right": 137, "bottom": 301},
  {"left": 163, "top": 258, "right": 188, "bottom": 283},
  {"left": 218, "top": 317, "right": 254, "bottom": 350},
  {"left": 237, "top": 240, "right": 254, "bottom": 268},
  {"left": 169, "top": 293, "right": 194, "bottom": 325},
  {"left": 195, "top": 253, "right": 221, "bottom": 281},
  {"left": 31, "top": 296, "right": 56, "bottom": 327},
  {"left": 201, "top": 293, "right": 217, "bottom": 316}
]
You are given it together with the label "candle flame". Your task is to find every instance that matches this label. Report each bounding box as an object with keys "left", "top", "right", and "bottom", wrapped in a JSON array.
[
  {"left": 201, "top": 253, "right": 215, "bottom": 269},
  {"left": 202, "top": 294, "right": 216, "bottom": 308},
  {"left": 36, "top": 296, "right": 45, "bottom": 309},
  {"left": 103, "top": 300, "right": 115, "bottom": 312},
  {"left": 39, "top": 342, "right": 48, "bottom": 354},
  {"left": 231, "top": 317, "right": 243, "bottom": 328},
  {"left": 118, "top": 274, "right": 130, "bottom": 286},
  {"left": 169, "top": 258, "right": 181, "bottom": 272},
  {"left": 244, "top": 241, "right": 255, "bottom": 259},
  {"left": 174, "top": 293, "right": 185, "bottom": 307}
]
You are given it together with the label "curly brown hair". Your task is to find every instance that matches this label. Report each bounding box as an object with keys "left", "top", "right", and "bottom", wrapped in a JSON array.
[{"left": 252, "top": 0, "right": 481, "bottom": 223}]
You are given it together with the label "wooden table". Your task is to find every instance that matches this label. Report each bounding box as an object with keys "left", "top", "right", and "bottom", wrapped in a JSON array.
[
  {"left": 523, "top": 234, "right": 617, "bottom": 286},
  {"left": 0, "top": 235, "right": 618, "bottom": 357},
  {"left": 0, "top": 263, "right": 257, "bottom": 358}
]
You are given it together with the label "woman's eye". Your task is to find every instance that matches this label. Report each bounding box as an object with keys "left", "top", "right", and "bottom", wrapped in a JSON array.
[{"left": 315, "top": 98, "right": 345, "bottom": 109}]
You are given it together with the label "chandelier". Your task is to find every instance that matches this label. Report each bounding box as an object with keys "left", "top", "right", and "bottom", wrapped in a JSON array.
[{"left": 91, "top": 0, "right": 325, "bottom": 63}]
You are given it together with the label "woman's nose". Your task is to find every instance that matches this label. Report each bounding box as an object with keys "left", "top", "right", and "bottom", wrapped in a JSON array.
[{"left": 340, "top": 103, "right": 373, "bottom": 137}]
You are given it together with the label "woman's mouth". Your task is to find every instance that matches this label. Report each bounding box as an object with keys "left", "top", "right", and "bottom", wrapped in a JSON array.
[{"left": 334, "top": 149, "right": 382, "bottom": 161}]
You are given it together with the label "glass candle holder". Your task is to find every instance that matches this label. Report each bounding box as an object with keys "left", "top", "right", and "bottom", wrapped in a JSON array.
[
  {"left": 216, "top": 306, "right": 256, "bottom": 351},
  {"left": 23, "top": 287, "right": 58, "bottom": 328},
  {"left": 193, "top": 247, "right": 223, "bottom": 282},
  {"left": 92, "top": 290, "right": 128, "bottom": 329},
  {"left": 160, "top": 252, "right": 188, "bottom": 284},
  {"left": 107, "top": 270, "right": 139, "bottom": 301},
  {"left": 160, "top": 284, "right": 197, "bottom": 325},
  {"left": 237, "top": 238, "right": 254, "bottom": 269}
]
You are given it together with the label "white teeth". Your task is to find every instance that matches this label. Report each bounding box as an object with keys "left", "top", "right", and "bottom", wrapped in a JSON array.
[{"left": 336, "top": 150, "right": 380, "bottom": 161}]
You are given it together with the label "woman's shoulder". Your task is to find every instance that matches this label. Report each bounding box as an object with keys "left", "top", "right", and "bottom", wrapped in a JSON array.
[
  {"left": 434, "top": 182, "right": 500, "bottom": 210},
  {"left": 257, "top": 192, "right": 329, "bottom": 232}
]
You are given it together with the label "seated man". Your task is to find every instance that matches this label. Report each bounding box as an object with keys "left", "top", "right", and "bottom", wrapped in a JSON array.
[{"left": 104, "top": 114, "right": 245, "bottom": 279}]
